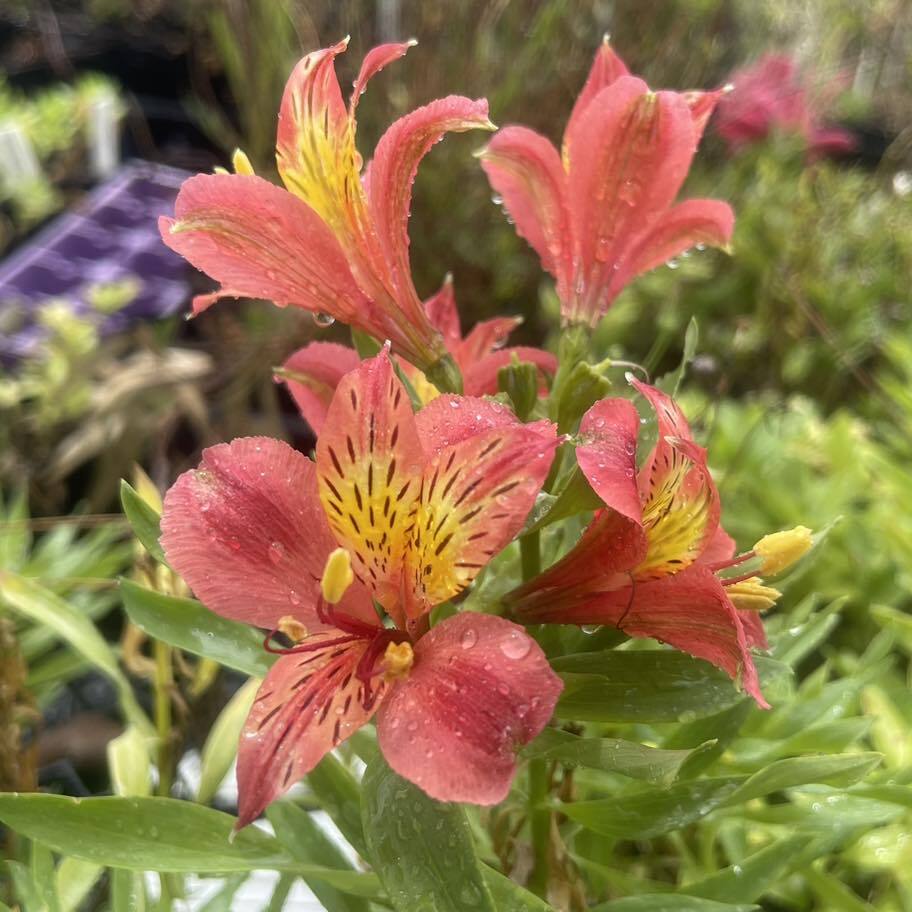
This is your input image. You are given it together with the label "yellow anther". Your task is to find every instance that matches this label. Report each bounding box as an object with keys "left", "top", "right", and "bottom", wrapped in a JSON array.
[
  {"left": 726, "top": 577, "right": 781, "bottom": 613},
  {"left": 383, "top": 641, "right": 414, "bottom": 681},
  {"left": 277, "top": 615, "right": 308, "bottom": 642},
  {"left": 753, "top": 526, "right": 813, "bottom": 576},
  {"left": 231, "top": 148, "right": 255, "bottom": 176},
  {"left": 321, "top": 547, "right": 354, "bottom": 604}
]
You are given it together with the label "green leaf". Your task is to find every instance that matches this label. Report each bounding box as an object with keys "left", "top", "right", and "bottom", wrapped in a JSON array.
[
  {"left": 107, "top": 725, "right": 152, "bottom": 798},
  {"left": 0, "top": 488, "right": 31, "bottom": 571},
  {"left": 872, "top": 604, "right": 912, "bottom": 654},
  {"left": 198, "top": 678, "right": 259, "bottom": 804},
  {"left": 307, "top": 753, "right": 368, "bottom": 859},
  {"left": 0, "top": 793, "right": 376, "bottom": 891},
  {"left": 0, "top": 571, "right": 152, "bottom": 736},
  {"left": 481, "top": 866, "right": 554, "bottom": 911},
  {"left": 120, "top": 580, "right": 273, "bottom": 678},
  {"left": 559, "top": 777, "right": 744, "bottom": 839},
  {"left": 351, "top": 328, "right": 381, "bottom": 360},
  {"left": 31, "top": 840, "right": 61, "bottom": 912},
  {"left": 120, "top": 480, "right": 166, "bottom": 564},
  {"left": 522, "top": 467, "right": 602, "bottom": 535},
  {"left": 722, "top": 753, "right": 882, "bottom": 805},
  {"left": 553, "top": 651, "right": 791, "bottom": 722},
  {"left": 591, "top": 896, "right": 758, "bottom": 912},
  {"left": 682, "top": 835, "right": 809, "bottom": 903},
  {"left": 198, "top": 873, "right": 248, "bottom": 911},
  {"left": 498, "top": 358, "right": 540, "bottom": 422},
  {"left": 268, "top": 802, "right": 373, "bottom": 911},
  {"left": 522, "top": 729, "right": 710, "bottom": 786},
  {"left": 110, "top": 869, "right": 146, "bottom": 912},
  {"left": 801, "top": 866, "right": 876, "bottom": 912},
  {"left": 57, "top": 858, "right": 104, "bottom": 912},
  {"left": 556, "top": 361, "right": 611, "bottom": 433},
  {"left": 361, "top": 752, "right": 495, "bottom": 912}
]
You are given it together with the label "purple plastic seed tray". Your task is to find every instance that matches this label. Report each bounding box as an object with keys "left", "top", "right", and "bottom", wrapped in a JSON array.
[{"left": 0, "top": 160, "right": 191, "bottom": 363}]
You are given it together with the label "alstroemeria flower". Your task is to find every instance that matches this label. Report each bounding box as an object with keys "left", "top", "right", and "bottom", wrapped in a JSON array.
[
  {"left": 505, "top": 379, "right": 802, "bottom": 708},
  {"left": 479, "top": 39, "right": 734, "bottom": 326},
  {"left": 160, "top": 349, "right": 562, "bottom": 826},
  {"left": 159, "top": 39, "right": 494, "bottom": 378},
  {"left": 279, "top": 276, "right": 557, "bottom": 434},
  {"left": 715, "top": 54, "right": 856, "bottom": 159}
]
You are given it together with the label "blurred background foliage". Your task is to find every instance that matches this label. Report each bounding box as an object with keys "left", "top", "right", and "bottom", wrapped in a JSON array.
[{"left": 0, "top": 0, "right": 911, "bottom": 909}]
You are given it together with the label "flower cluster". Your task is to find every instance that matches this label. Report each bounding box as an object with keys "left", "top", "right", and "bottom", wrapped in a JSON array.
[{"left": 159, "top": 39, "right": 811, "bottom": 826}]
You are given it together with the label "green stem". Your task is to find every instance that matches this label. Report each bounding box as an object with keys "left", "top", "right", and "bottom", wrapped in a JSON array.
[
  {"left": 153, "top": 639, "right": 173, "bottom": 798},
  {"left": 521, "top": 530, "right": 549, "bottom": 898}
]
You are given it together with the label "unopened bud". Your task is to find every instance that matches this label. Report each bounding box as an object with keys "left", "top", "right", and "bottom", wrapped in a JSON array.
[
  {"left": 753, "top": 526, "right": 813, "bottom": 576},
  {"left": 321, "top": 547, "right": 354, "bottom": 604}
]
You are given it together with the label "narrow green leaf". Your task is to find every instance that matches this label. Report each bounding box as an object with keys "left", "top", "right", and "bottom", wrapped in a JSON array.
[
  {"left": 268, "top": 802, "right": 372, "bottom": 910},
  {"left": 664, "top": 701, "right": 753, "bottom": 779},
  {"left": 361, "top": 752, "right": 495, "bottom": 912},
  {"left": 198, "top": 873, "right": 248, "bottom": 911},
  {"left": 120, "top": 480, "right": 166, "bottom": 564},
  {"left": 554, "top": 652, "right": 791, "bottom": 722},
  {"left": 111, "top": 869, "right": 146, "bottom": 912},
  {"left": 31, "top": 840, "right": 61, "bottom": 912},
  {"left": 307, "top": 754, "right": 368, "bottom": 859},
  {"left": 481, "top": 867, "right": 554, "bottom": 911},
  {"left": 108, "top": 725, "right": 153, "bottom": 798},
  {"left": 264, "top": 874, "right": 296, "bottom": 912},
  {"left": 0, "top": 571, "right": 152, "bottom": 736},
  {"left": 801, "top": 866, "right": 876, "bottom": 912},
  {"left": 591, "top": 896, "right": 758, "bottom": 912},
  {"left": 522, "top": 729, "right": 710, "bottom": 785},
  {"left": 498, "top": 359, "right": 540, "bottom": 422},
  {"left": 682, "top": 835, "right": 808, "bottom": 903},
  {"left": 6, "top": 859, "right": 43, "bottom": 911},
  {"left": 198, "top": 678, "right": 259, "bottom": 804},
  {"left": 0, "top": 793, "right": 376, "bottom": 892},
  {"left": 559, "top": 777, "right": 744, "bottom": 838},
  {"left": 722, "top": 753, "right": 882, "bottom": 805},
  {"left": 0, "top": 488, "right": 31, "bottom": 570},
  {"left": 120, "top": 579, "right": 273, "bottom": 678},
  {"left": 522, "top": 467, "right": 602, "bottom": 535},
  {"left": 57, "top": 858, "right": 104, "bottom": 912},
  {"left": 351, "top": 328, "right": 382, "bottom": 360}
]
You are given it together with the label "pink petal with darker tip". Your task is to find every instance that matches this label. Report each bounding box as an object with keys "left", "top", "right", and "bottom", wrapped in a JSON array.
[
  {"left": 423, "top": 276, "right": 461, "bottom": 350},
  {"left": 236, "top": 633, "right": 386, "bottom": 828},
  {"left": 160, "top": 436, "right": 375, "bottom": 629},
  {"left": 378, "top": 613, "right": 562, "bottom": 804},
  {"left": 457, "top": 316, "right": 523, "bottom": 365},
  {"left": 462, "top": 346, "right": 557, "bottom": 398},
  {"left": 280, "top": 343, "right": 361, "bottom": 435},
  {"left": 159, "top": 174, "right": 368, "bottom": 322}
]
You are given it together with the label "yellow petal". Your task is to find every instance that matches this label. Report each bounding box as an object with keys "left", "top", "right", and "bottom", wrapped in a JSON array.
[
  {"left": 321, "top": 547, "right": 354, "bottom": 604},
  {"left": 753, "top": 526, "right": 813, "bottom": 576}
]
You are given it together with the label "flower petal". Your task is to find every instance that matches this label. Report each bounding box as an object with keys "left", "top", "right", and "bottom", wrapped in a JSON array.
[
  {"left": 368, "top": 95, "right": 493, "bottom": 307},
  {"left": 607, "top": 199, "right": 734, "bottom": 300},
  {"left": 563, "top": 39, "right": 631, "bottom": 161},
  {"left": 457, "top": 316, "right": 523, "bottom": 365},
  {"left": 415, "top": 395, "right": 519, "bottom": 454},
  {"left": 237, "top": 634, "right": 386, "bottom": 827},
  {"left": 405, "top": 402, "right": 558, "bottom": 612},
  {"left": 576, "top": 397, "right": 643, "bottom": 525},
  {"left": 350, "top": 42, "right": 415, "bottom": 116},
  {"left": 279, "top": 343, "right": 361, "bottom": 435},
  {"left": 159, "top": 173, "right": 368, "bottom": 321},
  {"left": 683, "top": 87, "right": 728, "bottom": 144},
  {"left": 315, "top": 350, "right": 424, "bottom": 623},
  {"left": 633, "top": 380, "right": 720, "bottom": 575},
  {"left": 462, "top": 346, "right": 557, "bottom": 398},
  {"left": 377, "top": 613, "right": 562, "bottom": 804},
  {"left": 565, "top": 80, "right": 697, "bottom": 322},
  {"left": 480, "top": 126, "right": 573, "bottom": 304},
  {"left": 161, "top": 437, "right": 375, "bottom": 629},
  {"left": 521, "top": 565, "right": 765, "bottom": 707},
  {"left": 275, "top": 40, "right": 366, "bottom": 235},
  {"left": 423, "top": 275, "right": 461, "bottom": 350}
]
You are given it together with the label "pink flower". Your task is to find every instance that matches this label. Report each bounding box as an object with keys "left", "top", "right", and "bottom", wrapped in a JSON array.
[
  {"left": 159, "top": 39, "right": 494, "bottom": 376},
  {"left": 479, "top": 39, "right": 734, "bottom": 326},
  {"left": 160, "top": 349, "right": 562, "bottom": 826},
  {"left": 715, "top": 54, "right": 856, "bottom": 158},
  {"left": 279, "top": 276, "right": 557, "bottom": 434},
  {"left": 505, "top": 380, "right": 777, "bottom": 707}
]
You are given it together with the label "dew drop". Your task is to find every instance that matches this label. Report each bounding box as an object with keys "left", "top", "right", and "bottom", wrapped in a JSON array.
[
  {"left": 268, "top": 541, "right": 285, "bottom": 564},
  {"left": 581, "top": 624, "right": 600, "bottom": 635},
  {"left": 490, "top": 194, "right": 503, "bottom": 205},
  {"left": 666, "top": 258, "right": 680, "bottom": 270},
  {"left": 449, "top": 400, "right": 460, "bottom": 409},
  {"left": 460, "top": 628, "right": 478, "bottom": 649},
  {"left": 228, "top": 537, "right": 241, "bottom": 551},
  {"left": 313, "top": 312, "right": 335, "bottom": 327},
  {"left": 289, "top": 589, "right": 302, "bottom": 606},
  {"left": 497, "top": 682, "right": 509, "bottom": 696},
  {"left": 406, "top": 720, "right": 418, "bottom": 733},
  {"left": 499, "top": 631, "right": 531, "bottom": 660}
]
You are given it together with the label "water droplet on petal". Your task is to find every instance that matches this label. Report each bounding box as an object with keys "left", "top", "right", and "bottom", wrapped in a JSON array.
[
  {"left": 268, "top": 541, "right": 285, "bottom": 564},
  {"left": 460, "top": 628, "right": 478, "bottom": 649},
  {"left": 449, "top": 400, "right": 460, "bottom": 409},
  {"left": 406, "top": 720, "right": 418, "bottom": 733},
  {"left": 228, "top": 537, "right": 241, "bottom": 551},
  {"left": 499, "top": 630, "right": 531, "bottom": 660},
  {"left": 289, "top": 589, "right": 302, "bottom": 606}
]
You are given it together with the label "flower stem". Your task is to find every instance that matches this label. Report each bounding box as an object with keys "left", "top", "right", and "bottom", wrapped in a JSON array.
[
  {"left": 521, "top": 530, "right": 549, "bottom": 898},
  {"left": 153, "top": 639, "right": 173, "bottom": 797}
]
